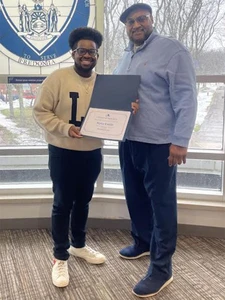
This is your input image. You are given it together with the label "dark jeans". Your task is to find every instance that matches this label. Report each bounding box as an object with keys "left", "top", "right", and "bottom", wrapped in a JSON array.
[
  {"left": 119, "top": 140, "right": 177, "bottom": 279},
  {"left": 48, "top": 145, "right": 102, "bottom": 260}
]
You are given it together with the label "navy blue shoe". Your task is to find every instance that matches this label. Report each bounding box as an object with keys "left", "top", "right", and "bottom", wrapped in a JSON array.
[
  {"left": 132, "top": 275, "right": 173, "bottom": 297},
  {"left": 119, "top": 245, "right": 150, "bottom": 260}
]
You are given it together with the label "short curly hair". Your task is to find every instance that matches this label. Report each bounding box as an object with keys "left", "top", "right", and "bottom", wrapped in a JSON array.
[{"left": 68, "top": 27, "right": 103, "bottom": 50}]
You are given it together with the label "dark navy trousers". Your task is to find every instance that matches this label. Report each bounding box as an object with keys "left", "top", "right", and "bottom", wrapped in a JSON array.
[
  {"left": 48, "top": 144, "right": 102, "bottom": 261},
  {"left": 119, "top": 140, "right": 177, "bottom": 279}
]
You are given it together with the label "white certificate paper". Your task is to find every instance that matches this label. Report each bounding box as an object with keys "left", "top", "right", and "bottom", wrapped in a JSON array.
[{"left": 80, "top": 108, "right": 131, "bottom": 141}]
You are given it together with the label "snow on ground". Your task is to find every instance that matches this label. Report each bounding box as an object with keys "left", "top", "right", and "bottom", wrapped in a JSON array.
[
  {"left": 0, "top": 98, "right": 32, "bottom": 111},
  {"left": 0, "top": 84, "right": 222, "bottom": 146},
  {"left": 196, "top": 91, "right": 214, "bottom": 126},
  {"left": 195, "top": 83, "right": 219, "bottom": 126},
  {"left": 0, "top": 98, "right": 45, "bottom": 145}
]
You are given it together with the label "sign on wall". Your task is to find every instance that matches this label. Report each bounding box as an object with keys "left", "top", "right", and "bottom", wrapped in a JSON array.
[{"left": 0, "top": 0, "right": 93, "bottom": 67}]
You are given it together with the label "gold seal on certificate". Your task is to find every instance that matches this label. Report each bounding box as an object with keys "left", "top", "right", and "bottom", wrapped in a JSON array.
[
  {"left": 80, "top": 74, "right": 141, "bottom": 141},
  {"left": 80, "top": 108, "right": 131, "bottom": 141}
]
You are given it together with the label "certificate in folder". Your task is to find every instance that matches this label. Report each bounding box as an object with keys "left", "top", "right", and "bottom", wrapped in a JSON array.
[{"left": 80, "top": 74, "right": 140, "bottom": 141}]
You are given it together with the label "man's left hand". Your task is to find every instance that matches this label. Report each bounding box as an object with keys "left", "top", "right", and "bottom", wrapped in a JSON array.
[
  {"left": 131, "top": 99, "right": 139, "bottom": 114},
  {"left": 168, "top": 144, "right": 188, "bottom": 166}
]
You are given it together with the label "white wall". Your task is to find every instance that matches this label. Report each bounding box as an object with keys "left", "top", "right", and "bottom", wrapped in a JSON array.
[{"left": 0, "top": 194, "right": 225, "bottom": 229}]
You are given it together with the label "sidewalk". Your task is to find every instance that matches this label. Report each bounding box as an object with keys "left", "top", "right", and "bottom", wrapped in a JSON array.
[{"left": 190, "top": 88, "right": 224, "bottom": 149}]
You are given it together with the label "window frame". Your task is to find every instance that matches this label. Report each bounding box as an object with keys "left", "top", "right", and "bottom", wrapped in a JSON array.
[{"left": 0, "top": 0, "right": 225, "bottom": 205}]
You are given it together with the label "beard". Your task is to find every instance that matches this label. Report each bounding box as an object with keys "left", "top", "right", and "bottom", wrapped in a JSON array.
[
  {"left": 75, "top": 61, "right": 95, "bottom": 74},
  {"left": 129, "top": 29, "right": 152, "bottom": 45}
]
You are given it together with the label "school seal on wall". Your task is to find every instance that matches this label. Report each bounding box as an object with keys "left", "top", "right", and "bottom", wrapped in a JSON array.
[{"left": 0, "top": 0, "right": 93, "bottom": 66}]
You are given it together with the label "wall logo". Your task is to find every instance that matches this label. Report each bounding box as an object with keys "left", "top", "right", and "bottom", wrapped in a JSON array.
[{"left": 0, "top": 0, "right": 92, "bottom": 66}]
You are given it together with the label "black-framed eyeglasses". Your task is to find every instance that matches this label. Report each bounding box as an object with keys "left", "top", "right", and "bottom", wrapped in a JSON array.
[
  {"left": 125, "top": 14, "right": 151, "bottom": 27},
  {"left": 72, "top": 48, "right": 98, "bottom": 57}
]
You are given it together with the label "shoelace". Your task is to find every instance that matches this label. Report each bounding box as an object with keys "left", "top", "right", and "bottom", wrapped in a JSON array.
[
  {"left": 85, "top": 246, "right": 99, "bottom": 255},
  {"left": 56, "top": 261, "right": 68, "bottom": 277}
]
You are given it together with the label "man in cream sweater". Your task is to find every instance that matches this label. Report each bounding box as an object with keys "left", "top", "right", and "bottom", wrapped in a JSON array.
[{"left": 33, "top": 27, "right": 106, "bottom": 288}]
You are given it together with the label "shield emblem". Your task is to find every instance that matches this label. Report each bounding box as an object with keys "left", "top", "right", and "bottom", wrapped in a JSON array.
[
  {"left": 0, "top": 0, "right": 92, "bottom": 64},
  {"left": 30, "top": 9, "right": 48, "bottom": 35}
]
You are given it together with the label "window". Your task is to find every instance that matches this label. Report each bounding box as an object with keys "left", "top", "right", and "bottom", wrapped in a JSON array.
[
  {"left": 101, "top": 0, "right": 225, "bottom": 200},
  {"left": 0, "top": 1, "right": 225, "bottom": 203}
]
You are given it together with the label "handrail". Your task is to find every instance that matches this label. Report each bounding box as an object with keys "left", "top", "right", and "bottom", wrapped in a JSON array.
[{"left": 196, "top": 75, "right": 225, "bottom": 83}]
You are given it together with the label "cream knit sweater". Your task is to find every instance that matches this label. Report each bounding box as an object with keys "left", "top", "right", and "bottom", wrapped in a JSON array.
[{"left": 33, "top": 66, "right": 103, "bottom": 151}]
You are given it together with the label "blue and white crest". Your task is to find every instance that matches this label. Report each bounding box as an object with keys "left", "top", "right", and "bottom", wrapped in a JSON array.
[{"left": 0, "top": 0, "right": 93, "bottom": 66}]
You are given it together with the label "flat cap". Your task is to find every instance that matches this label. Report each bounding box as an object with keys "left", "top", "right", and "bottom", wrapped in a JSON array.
[{"left": 120, "top": 3, "right": 152, "bottom": 24}]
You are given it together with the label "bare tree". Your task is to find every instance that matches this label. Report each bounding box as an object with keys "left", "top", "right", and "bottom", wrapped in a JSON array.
[
  {"left": 104, "top": 0, "right": 143, "bottom": 73},
  {"left": 197, "top": 49, "right": 225, "bottom": 74},
  {"left": 154, "top": 0, "right": 202, "bottom": 42},
  {"left": 7, "top": 84, "right": 15, "bottom": 119},
  {"left": 14, "top": 84, "right": 25, "bottom": 124},
  {"left": 215, "top": 17, "right": 225, "bottom": 50},
  {"left": 104, "top": 0, "right": 225, "bottom": 73},
  {"left": 154, "top": 0, "right": 225, "bottom": 58}
]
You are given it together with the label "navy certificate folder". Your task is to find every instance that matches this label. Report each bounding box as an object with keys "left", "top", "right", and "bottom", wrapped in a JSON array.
[
  {"left": 80, "top": 74, "right": 141, "bottom": 141},
  {"left": 89, "top": 74, "right": 141, "bottom": 111}
]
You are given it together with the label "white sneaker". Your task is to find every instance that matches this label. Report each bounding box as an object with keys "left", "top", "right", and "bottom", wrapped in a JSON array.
[
  {"left": 68, "top": 245, "right": 106, "bottom": 264},
  {"left": 52, "top": 259, "right": 69, "bottom": 288}
]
